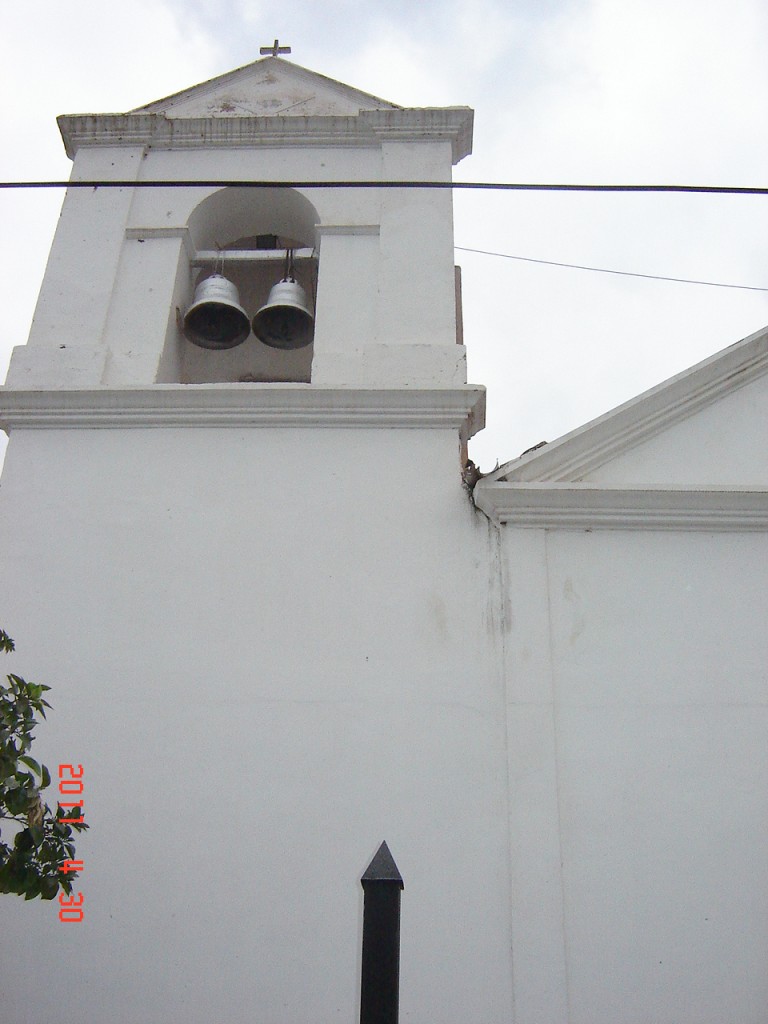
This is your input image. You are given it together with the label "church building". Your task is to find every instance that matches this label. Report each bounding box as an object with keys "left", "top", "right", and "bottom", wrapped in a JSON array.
[{"left": 0, "top": 54, "right": 766, "bottom": 1024}]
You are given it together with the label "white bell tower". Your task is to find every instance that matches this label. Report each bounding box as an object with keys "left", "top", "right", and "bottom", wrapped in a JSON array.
[
  {"left": 0, "top": 58, "right": 511, "bottom": 1024},
  {"left": 6, "top": 55, "right": 475, "bottom": 394}
]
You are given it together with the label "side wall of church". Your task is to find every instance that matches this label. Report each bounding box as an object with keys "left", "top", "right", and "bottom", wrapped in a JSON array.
[{"left": 501, "top": 523, "right": 768, "bottom": 1024}]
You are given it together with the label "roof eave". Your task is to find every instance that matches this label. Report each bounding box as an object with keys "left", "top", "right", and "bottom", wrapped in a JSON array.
[{"left": 57, "top": 107, "right": 474, "bottom": 163}]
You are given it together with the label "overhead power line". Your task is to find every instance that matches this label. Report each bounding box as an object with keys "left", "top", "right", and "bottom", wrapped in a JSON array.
[
  {"left": 3, "top": 178, "right": 764, "bottom": 292},
  {"left": 454, "top": 246, "right": 768, "bottom": 292},
  {"left": 1, "top": 179, "right": 768, "bottom": 194}
]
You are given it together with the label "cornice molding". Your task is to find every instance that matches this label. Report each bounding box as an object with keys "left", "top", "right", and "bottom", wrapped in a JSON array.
[
  {"left": 57, "top": 108, "right": 473, "bottom": 163},
  {"left": 472, "top": 483, "right": 768, "bottom": 531},
  {"left": 316, "top": 224, "right": 380, "bottom": 237},
  {"left": 0, "top": 385, "right": 485, "bottom": 436}
]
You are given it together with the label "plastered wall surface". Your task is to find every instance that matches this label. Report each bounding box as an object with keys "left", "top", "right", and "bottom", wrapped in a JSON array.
[
  {"left": 502, "top": 525, "right": 768, "bottom": 1024},
  {"left": 0, "top": 425, "right": 513, "bottom": 1024}
]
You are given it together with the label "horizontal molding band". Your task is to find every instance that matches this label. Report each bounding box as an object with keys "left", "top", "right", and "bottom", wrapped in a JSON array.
[
  {"left": 58, "top": 109, "right": 473, "bottom": 163},
  {"left": 316, "top": 225, "right": 380, "bottom": 236},
  {"left": 473, "top": 483, "right": 768, "bottom": 531},
  {"left": 0, "top": 385, "right": 486, "bottom": 435},
  {"left": 192, "top": 248, "right": 315, "bottom": 265}
]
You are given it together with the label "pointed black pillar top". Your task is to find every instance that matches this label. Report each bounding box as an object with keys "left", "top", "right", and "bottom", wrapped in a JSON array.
[{"left": 361, "top": 841, "right": 404, "bottom": 889}]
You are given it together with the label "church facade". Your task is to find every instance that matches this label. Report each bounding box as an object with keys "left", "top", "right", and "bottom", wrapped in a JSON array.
[{"left": 0, "top": 57, "right": 766, "bottom": 1024}]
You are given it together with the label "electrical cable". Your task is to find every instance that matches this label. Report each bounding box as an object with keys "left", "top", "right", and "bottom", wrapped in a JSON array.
[
  {"left": 3, "top": 178, "right": 766, "bottom": 291},
  {"left": 454, "top": 246, "right": 768, "bottom": 292},
  {"left": 1, "top": 179, "right": 768, "bottom": 194}
]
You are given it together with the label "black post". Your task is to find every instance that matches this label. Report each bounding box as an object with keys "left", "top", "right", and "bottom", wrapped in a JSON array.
[{"left": 360, "top": 841, "right": 404, "bottom": 1024}]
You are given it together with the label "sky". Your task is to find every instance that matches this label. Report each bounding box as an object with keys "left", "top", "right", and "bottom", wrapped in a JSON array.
[{"left": 1, "top": 0, "right": 767, "bottom": 469}]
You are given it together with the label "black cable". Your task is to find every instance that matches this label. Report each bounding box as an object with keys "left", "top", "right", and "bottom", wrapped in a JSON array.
[
  {"left": 4, "top": 178, "right": 765, "bottom": 291},
  {"left": 454, "top": 246, "right": 768, "bottom": 292},
  {"left": 1, "top": 179, "right": 768, "bottom": 194}
]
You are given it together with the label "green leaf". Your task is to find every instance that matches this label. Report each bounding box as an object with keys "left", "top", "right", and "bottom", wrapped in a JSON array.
[
  {"left": 0, "top": 631, "right": 69, "bottom": 903},
  {"left": 40, "top": 875, "right": 59, "bottom": 900},
  {"left": 13, "top": 829, "right": 34, "bottom": 853},
  {"left": 5, "top": 788, "right": 28, "bottom": 815},
  {"left": 18, "top": 756, "right": 41, "bottom": 777}
]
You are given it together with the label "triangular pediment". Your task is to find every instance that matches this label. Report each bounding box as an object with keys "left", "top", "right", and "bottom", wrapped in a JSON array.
[
  {"left": 133, "top": 56, "right": 401, "bottom": 118},
  {"left": 489, "top": 325, "right": 768, "bottom": 486},
  {"left": 474, "top": 326, "right": 768, "bottom": 528},
  {"left": 58, "top": 57, "right": 472, "bottom": 161}
]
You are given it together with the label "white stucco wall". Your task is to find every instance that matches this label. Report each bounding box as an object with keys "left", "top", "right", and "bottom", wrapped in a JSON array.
[
  {"left": 501, "top": 517, "right": 768, "bottom": 1024},
  {"left": 0, "top": 423, "right": 514, "bottom": 1024},
  {"left": 3, "top": 405, "right": 766, "bottom": 1024}
]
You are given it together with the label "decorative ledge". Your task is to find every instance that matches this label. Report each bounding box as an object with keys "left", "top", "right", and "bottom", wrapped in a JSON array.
[
  {"left": 0, "top": 385, "right": 485, "bottom": 437},
  {"left": 472, "top": 483, "right": 768, "bottom": 531},
  {"left": 58, "top": 108, "right": 473, "bottom": 164}
]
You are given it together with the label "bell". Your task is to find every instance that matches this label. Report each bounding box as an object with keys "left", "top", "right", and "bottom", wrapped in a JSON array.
[
  {"left": 252, "top": 278, "right": 314, "bottom": 350},
  {"left": 183, "top": 275, "right": 251, "bottom": 350}
]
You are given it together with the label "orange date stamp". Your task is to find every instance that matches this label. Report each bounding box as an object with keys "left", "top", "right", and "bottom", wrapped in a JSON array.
[{"left": 57, "top": 763, "right": 84, "bottom": 922}]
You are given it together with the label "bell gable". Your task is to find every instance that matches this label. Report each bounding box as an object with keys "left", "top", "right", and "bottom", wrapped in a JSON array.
[{"left": 132, "top": 56, "right": 401, "bottom": 119}]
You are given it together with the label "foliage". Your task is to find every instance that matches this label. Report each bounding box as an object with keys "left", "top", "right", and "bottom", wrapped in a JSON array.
[{"left": 0, "top": 630, "right": 88, "bottom": 900}]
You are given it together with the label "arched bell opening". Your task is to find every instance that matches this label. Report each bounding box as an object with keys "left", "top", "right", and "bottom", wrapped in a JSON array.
[{"left": 173, "top": 187, "right": 319, "bottom": 384}]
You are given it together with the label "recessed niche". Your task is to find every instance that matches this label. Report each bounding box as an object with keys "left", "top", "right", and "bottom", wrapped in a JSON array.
[{"left": 167, "top": 186, "right": 320, "bottom": 384}]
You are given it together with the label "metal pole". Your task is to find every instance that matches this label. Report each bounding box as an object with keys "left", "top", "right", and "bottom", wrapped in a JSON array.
[{"left": 360, "top": 841, "right": 404, "bottom": 1024}]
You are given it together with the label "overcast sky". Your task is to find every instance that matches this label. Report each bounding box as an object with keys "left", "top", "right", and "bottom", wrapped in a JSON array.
[{"left": 1, "top": 0, "right": 767, "bottom": 469}]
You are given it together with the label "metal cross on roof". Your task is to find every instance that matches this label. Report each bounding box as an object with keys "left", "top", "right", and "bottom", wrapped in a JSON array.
[{"left": 260, "top": 39, "right": 291, "bottom": 57}]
